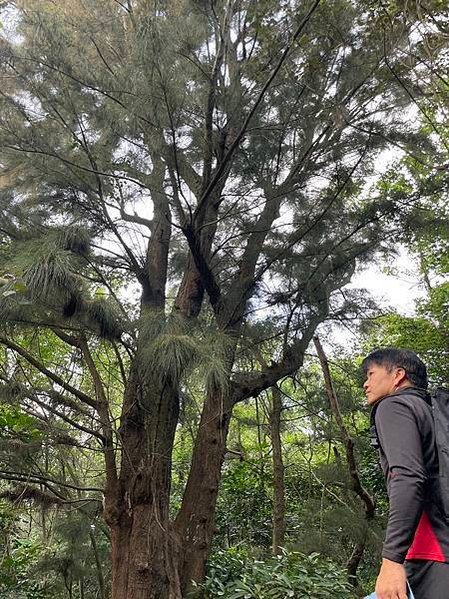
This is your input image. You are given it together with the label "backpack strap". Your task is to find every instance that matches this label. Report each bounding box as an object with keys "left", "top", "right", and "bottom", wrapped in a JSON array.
[
  {"left": 369, "top": 403, "right": 381, "bottom": 450},
  {"left": 431, "top": 387, "right": 449, "bottom": 525}
]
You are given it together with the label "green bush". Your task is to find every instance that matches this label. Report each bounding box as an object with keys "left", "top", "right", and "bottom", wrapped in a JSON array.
[
  {"left": 0, "top": 537, "right": 54, "bottom": 599},
  {"left": 191, "top": 547, "right": 354, "bottom": 598}
]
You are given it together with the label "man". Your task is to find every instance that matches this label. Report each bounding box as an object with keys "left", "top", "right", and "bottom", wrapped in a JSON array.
[{"left": 363, "top": 348, "right": 449, "bottom": 599}]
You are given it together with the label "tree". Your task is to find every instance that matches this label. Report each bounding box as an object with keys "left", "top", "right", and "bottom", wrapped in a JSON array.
[
  {"left": 0, "top": 0, "right": 446, "bottom": 596},
  {"left": 362, "top": 219, "right": 449, "bottom": 383},
  {"left": 314, "top": 336, "right": 374, "bottom": 590},
  {"left": 361, "top": 128, "right": 449, "bottom": 383}
]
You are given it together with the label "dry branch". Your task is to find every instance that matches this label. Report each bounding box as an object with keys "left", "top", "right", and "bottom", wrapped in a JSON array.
[{"left": 313, "top": 335, "right": 375, "bottom": 586}]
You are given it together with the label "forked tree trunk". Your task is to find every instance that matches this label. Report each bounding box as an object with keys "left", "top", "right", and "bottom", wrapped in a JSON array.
[
  {"left": 174, "top": 390, "right": 234, "bottom": 594},
  {"left": 104, "top": 364, "right": 182, "bottom": 599}
]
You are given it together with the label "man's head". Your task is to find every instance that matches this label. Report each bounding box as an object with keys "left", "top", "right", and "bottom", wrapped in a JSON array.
[{"left": 361, "top": 348, "right": 428, "bottom": 405}]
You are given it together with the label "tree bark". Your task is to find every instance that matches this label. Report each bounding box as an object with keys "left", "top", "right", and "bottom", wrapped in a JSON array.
[
  {"left": 174, "top": 390, "right": 234, "bottom": 594},
  {"left": 104, "top": 362, "right": 182, "bottom": 599},
  {"left": 347, "top": 527, "right": 368, "bottom": 590},
  {"left": 109, "top": 508, "right": 181, "bottom": 599},
  {"left": 270, "top": 386, "right": 285, "bottom": 554}
]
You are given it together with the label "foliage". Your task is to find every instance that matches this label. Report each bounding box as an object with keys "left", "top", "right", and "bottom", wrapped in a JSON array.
[
  {"left": 361, "top": 151, "right": 449, "bottom": 384},
  {"left": 364, "top": 308, "right": 448, "bottom": 385},
  {"left": 35, "top": 513, "right": 110, "bottom": 599},
  {"left": 207, "top": 361, "right": 388, "bottom": 594},
  {"left": 0, "top": 404, "right": 42, "bottom": 443},
  {"left": 216, "top": 460, "right": 273, "bottom": 548},
  {"left": 191, "top": 547, "right": 353, "bottom": 598},
  {"left": 0, "top": 0, "right": 447, "bottom": 595},
  {"left": 0, "top": 540, "right": 53, "bottom": 599},
  {"left": 0, "top": 501, "right": 55, "bottom": 599},
  {"left": 0, "top": 497, "right": 110, "bottom": 599}
]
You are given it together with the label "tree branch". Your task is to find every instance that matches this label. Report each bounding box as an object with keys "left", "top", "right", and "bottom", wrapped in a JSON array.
[
  {"left": 313, "top": 336, "right": 375, "bottom": 518},
  {"left": 181, "top": 224, "right": 222, "bottom": 313},
  {"left": 0, "top": 470, "right": 104, "bottom": 494},
  {"left": 231, "top": 307, "right": 327, "bottom": 403},
  {"left": 193, "top": 0, "right": 322, "bottom": 223},
  {"left": 79, "top": 337, "right": 118, "bottom": 485},
  {"left": 0, "top": 336, "right": 99, "bottom": 410},
  {"left": 21, "top": 391, "right": 104, "bottom": 442}
]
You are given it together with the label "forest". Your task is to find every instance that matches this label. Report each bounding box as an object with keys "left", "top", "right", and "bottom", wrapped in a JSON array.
[{"left": 0, "top": 0, "right": 447, "bottom": 597}]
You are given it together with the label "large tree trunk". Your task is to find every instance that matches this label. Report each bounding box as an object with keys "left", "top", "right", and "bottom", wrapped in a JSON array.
[
  {"left": 104, "top": 362, "right": 182, "bottom": 599},
  {"left": 174, "top": 390, "right": 234, "bottom": 594},
  {"left": 110, "top": 510, "right": 181, "bottom": 599}
]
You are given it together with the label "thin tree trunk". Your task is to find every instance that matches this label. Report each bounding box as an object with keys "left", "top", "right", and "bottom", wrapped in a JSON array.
[
  {"left": 347, "top": 528, "right": 368, "bottom": 589},
  {"left": 270, "top": 386, "right": 285, "bottom": 554},
  {"left": 313, "top": 336, "right": 375, "bottom": 589},
  {"left": 64, "top": 576, "right": 73, "bottom": 599},
  {"left": 89, "top": 527, "right": 106, "bottom": 599}
]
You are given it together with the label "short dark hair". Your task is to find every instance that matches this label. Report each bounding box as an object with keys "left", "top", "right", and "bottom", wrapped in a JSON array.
[{"left": 361, "top": 348, "right": 428, "bottom": 390}]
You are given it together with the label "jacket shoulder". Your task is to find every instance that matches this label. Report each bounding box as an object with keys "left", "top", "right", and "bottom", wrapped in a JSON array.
[{"left": 375, "top": 392, "right": 431, "bottom": 424}]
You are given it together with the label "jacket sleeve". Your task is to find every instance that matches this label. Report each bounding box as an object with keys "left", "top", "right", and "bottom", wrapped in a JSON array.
[{"left": 375, "top": 397, "right": 426, "bottom": 563}]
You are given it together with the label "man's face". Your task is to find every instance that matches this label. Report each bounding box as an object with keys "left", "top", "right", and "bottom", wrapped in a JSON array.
[{"left": 363, "top": 363, "right": 404, "bottom": 405}]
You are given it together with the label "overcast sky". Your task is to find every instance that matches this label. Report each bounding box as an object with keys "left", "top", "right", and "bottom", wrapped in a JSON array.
[{"left": 349, "top": 246, "right": 425, "bottom": 316}]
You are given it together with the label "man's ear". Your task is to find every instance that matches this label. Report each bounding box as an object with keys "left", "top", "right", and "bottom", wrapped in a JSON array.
[{"left": 394, "top": 367, "right": 408, "bottom": 387}]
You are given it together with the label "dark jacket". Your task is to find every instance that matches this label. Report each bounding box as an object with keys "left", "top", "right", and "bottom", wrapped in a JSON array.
[{"left": 373, "top": 387, "right": 449, "bottom": 563}]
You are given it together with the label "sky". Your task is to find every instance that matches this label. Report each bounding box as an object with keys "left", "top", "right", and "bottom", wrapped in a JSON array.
[
  {"left": 349, "top": 245, "right": 425, "bottom": 316},
  {"left": 315, "top": 245, "right": 427, "bottom": 354}
]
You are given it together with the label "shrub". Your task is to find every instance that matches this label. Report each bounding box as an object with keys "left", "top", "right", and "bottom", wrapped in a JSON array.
[{"left": 191, "top": 547, "right": 354, "bottom": 598}]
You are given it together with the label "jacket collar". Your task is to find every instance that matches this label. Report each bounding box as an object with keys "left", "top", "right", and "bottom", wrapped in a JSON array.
[
  {"left": 369, "top": 386, "right": 431, "bottom": 427},
  {"left": 388, "top": 386, "right": 431, "bottom": 405}
]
